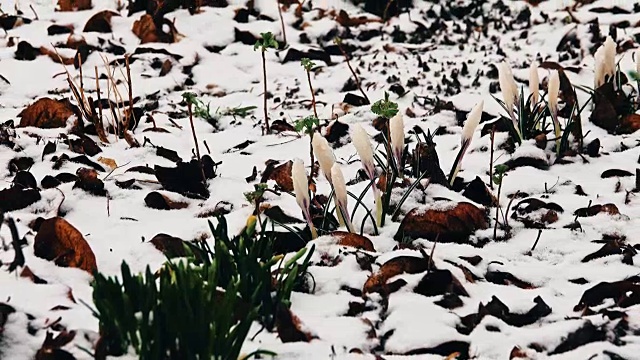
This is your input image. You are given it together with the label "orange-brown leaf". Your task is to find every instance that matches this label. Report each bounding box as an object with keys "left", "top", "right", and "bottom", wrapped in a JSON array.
[
  {"left": 363, "top": 256, "right": 429, "bottom": 294},
  {"left": 34, "top": 217, "right": 97, "bottom": 274},
  {"left": 18, "top": 98, "right": 77, "bottom": 129},
  {"left": 57, "top": 0, "right": 92, "bottom": 11}
]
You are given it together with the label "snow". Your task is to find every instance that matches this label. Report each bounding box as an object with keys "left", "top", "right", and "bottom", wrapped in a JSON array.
[{"left": 1, "top": 0, "right": 640, "bottom": 359}]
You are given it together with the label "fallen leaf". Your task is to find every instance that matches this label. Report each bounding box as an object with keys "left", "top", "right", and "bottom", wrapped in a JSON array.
[
  {"left": 57, "top": 0, "right": 92, "bottom": 11},
  {"left": 34, "top": 217, "right": 97, "bottom": 274},
  {"left": 549, "top": 321, "right": 606, "bottom": 355},
  {"left": 414, "top": 269, "right": 469, "bottom": 297},
  {"left": 260, "top": 160, "right": 293, "bottom": 191},
  {"left": 276, "top": 307, "right": 316, "bottom": 343},
  {"left": 574, "top": 279, "right": 640, "bottom": 311},
  {"left": 74, "top": 168, "right": 106, "bottom": 196},
  {"left": 144, "top": 191, "right": 189, "bottom": 210},
  {"left": 486, "top": 270, "right": 535, "bottom": 289},
  {"left": 0, "top": 186, "right": 41, "bottom": 212},
  {"left": 97, "top": 157, "right": 117, "bottom": 170},
  {"left": 363, "top": 256, "right": 429, "bottom": 294},
  {"left": 132, "top": 14, "right": 179, "bottom": 44},
  {"left": 394, "top": 202, "right": 487, "bottom": 243},
  {"left": 601, "top": 169, "right": 634, "bottom": 178},
  {"left": 83, "top": 10, "right": 118, "bottom": 33},
  {"left": 18, "top": 98, "right": 78, "bottom": 129},
  {"left": 462, "top": 177, "right": 497, "bottom": 206},
  {"left": 574, "top": 203, "right": 620, "bottom": 217},
  {"left": 332, "top": 231, "right": 376, "bottom": 252},
  {"left": 335, "top": 10, "right": 381, "bottom": 27}
]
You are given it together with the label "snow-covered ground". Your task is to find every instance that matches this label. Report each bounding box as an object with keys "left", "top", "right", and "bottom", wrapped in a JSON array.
[{"left": 2, "top": 0, "right": 640, "bottom": 359}]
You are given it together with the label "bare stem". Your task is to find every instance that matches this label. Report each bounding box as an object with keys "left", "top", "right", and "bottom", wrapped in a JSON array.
[
  {"left": 493, "top": 180, "right": 503, "bottom": 241},
  {"left": 125, "top": 55, "right": 135, "bottom": 132},
  {"left": 187, "top": 102, "right": 206, "bottom": 183},
  {"left": 262, "top": 50, "right": 270, "bottom": 134},
  {"left": 489, "top": 125, "right": 496, "bottom": 190},
  {"left": 337, "top": 42, "right": 369, "bottom": 104},
  {"left": 306, "top": 69, "right": 317, "bottom": 176},
  {"left": 276, "top": 1, "right": 287, "bottom": 46}
]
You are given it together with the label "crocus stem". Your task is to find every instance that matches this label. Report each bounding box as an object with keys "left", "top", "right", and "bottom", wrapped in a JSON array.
[
  {"left": 375, "top": 191, "right": 383, "bottom": 227},
  {"left": 552, "top": 112, "right": 561, "bottom": 155}
]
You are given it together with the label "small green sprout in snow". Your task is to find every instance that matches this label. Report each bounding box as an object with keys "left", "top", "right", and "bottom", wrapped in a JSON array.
[
  {"left": 371, "top": 92, "right": 399, "bottom": 119},
  {"left": 254, "top": 32, "right": 279, "bottom": 51},
  {"left": 294, "top": 116, "right": 319, "bottom": 134},
  {"left": 301, "top": 58, "right": 315, "bottom": 71}
]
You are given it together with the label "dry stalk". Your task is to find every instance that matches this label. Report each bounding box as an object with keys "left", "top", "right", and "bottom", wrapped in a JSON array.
[
  {"left": 336, "top": 40, "right": 369, "bottom": 104},
  {"left": 187, "top": 102, "right": 206, "bottom": 183}
]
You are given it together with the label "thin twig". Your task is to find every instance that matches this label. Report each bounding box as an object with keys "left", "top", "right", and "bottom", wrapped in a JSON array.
[
  {"left": 530, "top": 229, "right": 543, "bottom": 253},
  {"left": 125, "top": 55, "right": 135, "bottom": 131},
  {"left": 489, "top": 125, "right": 496, "bottom": 190},
  {"left": 261, "top": 50, "right": 270, "bottom": 134},
  {"left": 336, "top": 40, "right": 369, "bottom": 104},
  {"left": 427, "top": 234, "right": 439, "bottom": 274},
  {"left": 187, "top": 102, "right": 206, "bottom": 183},
  {"left": 276, "top": 1, "right": 287, "bottom": 46}
]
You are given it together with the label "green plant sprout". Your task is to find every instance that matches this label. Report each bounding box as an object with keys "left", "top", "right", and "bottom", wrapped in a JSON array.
[
  {"left": 255, "top": 32, "right": 279, "bottom": 134},
  {"left": 371, "top": 92, "right": 399, "bottom": 119}
]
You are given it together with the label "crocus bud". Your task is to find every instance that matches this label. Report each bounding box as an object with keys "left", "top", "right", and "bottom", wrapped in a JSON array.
[
  {"left": 594, "top": 36, "right": 616, "bottom": 88},
  {"left": 636, "top": 48, "right": 640, "bottom": 74},
  {"left": 389, "top": 113, "right": 404, "bottom": 171},
  {"left": 548, "top": 71, "right": 561, "bottom": 154},
  {"left": 529, "top": 61, "right": 539, "bottom": 106},
  {"left": 312, "top": 133, "right": 335, "bottom": 183},
  {"left": 449, "top": 100, "right": 483, "bottom": 186},
  {"left": 461, "top": 100, "right": 483, "bottom": 145},
  {"left": 498, "top": 61, "right": 519, "bottom": 120},
  {"left": 331, "top": 163, "right": 354, "bottom": 233},
  {"left": 351, "top": 124, "right": 375, "bottom": 180},
  {"left": 292, "top": 159, "right": 317, "bottom": 239}
]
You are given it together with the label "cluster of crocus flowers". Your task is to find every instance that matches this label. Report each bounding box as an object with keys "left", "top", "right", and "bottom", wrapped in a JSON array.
[
  {"left": 548, "top": 70, "right": 561, "bottom": 154},
  {"left": 594, "top": 36, "right": 616, "bottom": 89},
  {"left": 498, "top": 61, "right": 522, "bottom": 140},
  {"left": 351, "top": 124, "right": 382, "bottom": 226},
  {"left": 292, "top": 159, "right": 317, "bottom": 239},
  {"left": 449, "top": 100, "right": 484, "bottom": 185},
  {"left": 311, "top": 133, "right": 353, "bottom": 232}
]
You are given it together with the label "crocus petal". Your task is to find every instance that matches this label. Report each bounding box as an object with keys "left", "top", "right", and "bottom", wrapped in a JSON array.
[
  {"left": 389, "top": 113, "right": 405, "bottom": 169},
  {"left": 351, "top": 124, "right": 375, "bottom": 180},
  {"left": 312, "top": 133, "right": 335, "bottom": 183}
]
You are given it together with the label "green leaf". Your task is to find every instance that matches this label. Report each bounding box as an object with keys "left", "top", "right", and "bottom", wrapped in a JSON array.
[{"left": 371, "top": 92, "right": 399, "bottom": 118}]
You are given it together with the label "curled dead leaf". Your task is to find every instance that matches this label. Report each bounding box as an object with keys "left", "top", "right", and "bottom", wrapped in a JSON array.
[
  {"left": 261, "top": 160, "right": 293, "bottom": 191},
  {"left": 83, "top": 10, "right": 118, "bottom": 33},
  {"left": 145, "top": 191, "right": 189, "bottom": 210},
  {"left": 574, "top": 203, "right": 620, "bottom": 217},
  {"left": 394, "top": 202, "right": 487, "bottom": 243},
  {"left": 34, "top": 217, "right": 97, "bottom": 274},
  {"left": 332, "top": 231, "right": 375, "bottom": 252},
  {"left": 363, "top": 256, "right": 429, "bottom": 295},
  {"left": 132, "top": 14, "right": 179, "bottom": 44},
  {"left": 18, "top": 98, "right": 78, "bottom": 129}
]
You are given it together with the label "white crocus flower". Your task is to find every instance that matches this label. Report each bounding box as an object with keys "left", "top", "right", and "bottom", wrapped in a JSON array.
[
  {"left": 331, "top": 163, "right": 354, "bottom": 233},
  {"left": 449, "top": 100, "right": 483, "bottom": 185},
  {"left": 498, "top": 61, "right": 521, "bottom": 139},
  {"left": 351, "top": 124, "right": 382, "bottom": 226},
  {"left": 292, "top": 159, "right": 317, "bottom": 239},
  {"left": 312, "top": 133, "right": 335, "bottom": 184}
]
